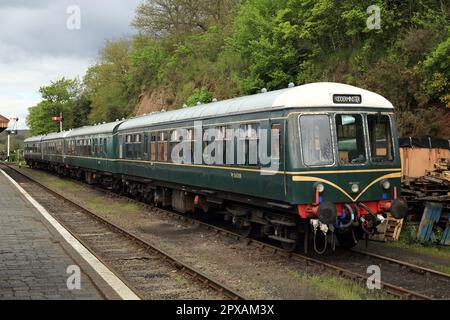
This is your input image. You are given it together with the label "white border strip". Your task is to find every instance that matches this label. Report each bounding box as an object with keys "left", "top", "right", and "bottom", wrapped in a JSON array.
[{"left": 0, "top": 169, "right": 140, "bottom": 300}]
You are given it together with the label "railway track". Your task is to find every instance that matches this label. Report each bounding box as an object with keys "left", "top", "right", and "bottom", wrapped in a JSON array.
[
  {"left": 350, "top": 248, "right": 450, "bottom": 282},
  {"left": 151, "top": 210, "right": 450, "bottom": 300},
  {"left": 1, "top": 164, "right": 245, "bottom": 301},
  {"left": 6, "top": 164, "right": 450, "bottom": 300}
]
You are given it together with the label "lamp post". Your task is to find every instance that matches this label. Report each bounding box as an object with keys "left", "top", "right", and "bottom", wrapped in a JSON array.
[
  {"left": 6, "top": 117, "right": 19, "bottom": 162},
  {"left": 7, "top": 132, "right": 10, "bottom": 161}
]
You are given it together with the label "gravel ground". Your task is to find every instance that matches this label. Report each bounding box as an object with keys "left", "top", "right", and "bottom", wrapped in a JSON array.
[{"left": 15, "top": 166, "right": 395, "bottom": 300}]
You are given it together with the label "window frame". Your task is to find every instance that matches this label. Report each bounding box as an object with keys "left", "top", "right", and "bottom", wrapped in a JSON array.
[
  {"left": 271, "top": 123, "right": 281, "bottom": 161},
  {"left": 366, "top": 113, "right": 396, "bottom": 164},
  {"left": 298, "top": 113, "right": 336, "bottom": 168},
  {"left": 334, "top": 112, "right": 369, "bottom": 166}
]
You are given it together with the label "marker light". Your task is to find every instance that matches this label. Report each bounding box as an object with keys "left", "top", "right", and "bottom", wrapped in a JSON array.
[
  {"left": 315, "top": 183, "right": 325, "bottom": 193},
  {"left": 381, "top": 180, "right": 391, "bottom": 190},
  {"left": 351, "top": 184, "right": 359, "bottom": 193}
]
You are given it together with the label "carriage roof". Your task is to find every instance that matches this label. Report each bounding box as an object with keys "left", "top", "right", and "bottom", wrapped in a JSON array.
[
  {"left": 118, "top": 82, "right": 394, "bottom": 131},
  {"left": 25, "top": 82, "right": 394, "bottom": 141},
  {"left": 24, "top": 135, "right": 45, "bottom": 143},
  {"left": 65, "top": 121, "right": 123, "bottom": 138},
  {"left": 40, "top": 131, "right": 70, "bottom": 141}
]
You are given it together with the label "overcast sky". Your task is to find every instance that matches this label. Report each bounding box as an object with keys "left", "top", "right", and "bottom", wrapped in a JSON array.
[{"left": 0, "top": 0, "right": 142, "bottom": 129}]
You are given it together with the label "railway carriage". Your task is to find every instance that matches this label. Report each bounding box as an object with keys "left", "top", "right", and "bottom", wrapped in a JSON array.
[
  {"left": 41, "top": 132, "right": 68, "bottom": 168},
  {"left": 63, "top": 121, "right": 123, "bottom": 183},
  {"left": 24, "top": 135, "right": 44, "bottom": 164},
  {"left": 24, "top": 82, "right": 407, "bottom": 253}
]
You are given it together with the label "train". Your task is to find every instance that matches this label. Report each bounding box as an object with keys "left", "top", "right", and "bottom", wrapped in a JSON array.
[{"left": 24, "top": 82, "right": 408, "bottom": 253}]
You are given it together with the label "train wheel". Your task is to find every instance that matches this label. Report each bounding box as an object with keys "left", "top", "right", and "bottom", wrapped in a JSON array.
[
  {"left": 281, "top": 227, "right": 299, "bottom": 252},
  {"left": 238, "top": 225, "right": 252, "bottom": 237},
  {"left": 281, "top": 240, "right": 297, "bottom": 252},
  {"left": 235, "top": 219, "right": 252, "bottom": 237}
]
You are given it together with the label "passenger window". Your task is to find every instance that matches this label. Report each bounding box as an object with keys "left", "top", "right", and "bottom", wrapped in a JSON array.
[
  {"left": 170, "top": 130, "right": 181, "bottom": 160},
  {"left": 143, "top": 134, "right": 149, "bottom": 160},
  {"left": 103, "top": 138, "right": 107, "bottom": 155},
  {"left": 271, "top": 124, "right": 281, "bottom": 160},
  {"left": 158, "top": 132, "right": 168, "bottom": 161},
  {"left": 218, "top": 126, "right": 226, "bottom": 165},
  {"left": 125, "top": 134, "right": 134, "bottom": 159},
  {"left": 247, "top": 124, "right": 260, "bottom": 166},
  {"left": 135, "top": 134, "right": 142, "bottom": 160},
  {"left": 150, "top": 133, "right": 157, "bottom": 161}
]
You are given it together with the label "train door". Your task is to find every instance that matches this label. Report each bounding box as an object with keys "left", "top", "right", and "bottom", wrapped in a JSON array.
[{"left": 268, "top": 115, "right": 286, "bottom": 197}]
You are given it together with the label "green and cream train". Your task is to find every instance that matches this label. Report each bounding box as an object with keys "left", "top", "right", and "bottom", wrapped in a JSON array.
[{"left": 24, "top": 82, "right": 407, "bottom": 253}]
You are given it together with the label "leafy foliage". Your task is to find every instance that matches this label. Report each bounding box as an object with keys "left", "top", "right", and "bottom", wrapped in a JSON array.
[
  {"left": 84, "top": 39, "right": 133, "bottom": 123},
  {"left": 27, "top": 78, "right": 84, "bottom": 136},
  {"left": 27, "top": 0, "right": 450, "bottom": 137},
  {"left": 186, "top": 87, "right": 213, "bottom": 106}
]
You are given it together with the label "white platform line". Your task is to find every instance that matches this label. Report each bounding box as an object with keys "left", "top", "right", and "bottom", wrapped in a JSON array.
[{"left": 0, "top": 169, "right": 141, "bottom": 300}]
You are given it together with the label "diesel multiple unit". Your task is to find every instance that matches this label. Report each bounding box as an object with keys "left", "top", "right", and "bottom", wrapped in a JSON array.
[{"left": 24, "top": 82, "right": 407, "bottom": 253}]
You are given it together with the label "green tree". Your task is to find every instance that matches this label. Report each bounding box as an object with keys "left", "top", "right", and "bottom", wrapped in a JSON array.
[
  {"left": 84, "top": 39, "right": 133, "bottom": 123},
  {"left": 30, "top": 0, "right": 450, "bottom": 137},
  {"left": 26, "top": 78, "right": 82, "bottom": 135},
  {"left": 186, "top": 87, "right": 213, "bottom": 106},
  {"left": 133, "top": 0, "right": 239, "bottom": 39}
]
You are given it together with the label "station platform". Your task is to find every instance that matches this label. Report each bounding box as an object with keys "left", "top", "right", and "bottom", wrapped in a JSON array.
[{"left": 0, "top": 169, "right": 119, "bottom": 300}]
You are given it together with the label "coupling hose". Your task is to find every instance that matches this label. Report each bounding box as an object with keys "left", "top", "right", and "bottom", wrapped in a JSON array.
[{"left": 313, "top": 230, "right": 328, "bottom": 254}]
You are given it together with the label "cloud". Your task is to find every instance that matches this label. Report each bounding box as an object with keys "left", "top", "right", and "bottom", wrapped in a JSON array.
[
  {"left": 0, "top": 0, "right": 141, "bottom": 57},
  {"left": 0, "top": 53, "right": 91, "bottom": 128},
  {"left": 0, "top": 0, "right": 142, "bottom": 129}
]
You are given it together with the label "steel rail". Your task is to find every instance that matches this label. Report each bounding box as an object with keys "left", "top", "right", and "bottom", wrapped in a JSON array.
[
  {"left": 350, "top": 248, "right": 450, "bottom": 281},
  {"left": 2, "top": 164, "right": 245, "bottom": 301},
  {"left": 151, "top": 209, "right": 436, "bottom": 300}
]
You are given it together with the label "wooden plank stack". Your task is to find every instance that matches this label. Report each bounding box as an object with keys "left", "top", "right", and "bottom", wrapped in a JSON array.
[
  {"left": 370, "top": 215, "right": 404, "bottom": 242},
  {"left": 402, "top": 158, "right": 449, "bottom": 245},
  {"left": 402, "top": 158, "right": 450, "bottom": 217}
]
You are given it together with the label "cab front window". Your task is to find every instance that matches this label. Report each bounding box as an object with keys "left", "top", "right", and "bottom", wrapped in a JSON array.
[
  {"left": 300, "top": 115, "right": 334, "bottom": 166},
  {"left": 336, "top": 114, "right": 366, "bottom": 165}
]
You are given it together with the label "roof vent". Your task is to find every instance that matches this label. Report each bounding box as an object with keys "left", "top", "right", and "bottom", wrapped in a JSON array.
[
  {"left": 261, "top": 88, "right": 268, "bottom": 93},
  {"left": 288, "top": 82, "right": 295, "bottom": 88}
]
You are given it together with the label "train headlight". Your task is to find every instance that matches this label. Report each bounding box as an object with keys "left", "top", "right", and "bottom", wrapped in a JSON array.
[
  {"left": 315, "top": 183, "right": 325, "bottom": 193},
  {"left": 381, "top": 180, "right": 391, "bottom": 190},
  {"left": 351, "top": 183, "right": 359, "bottom": 193}
]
